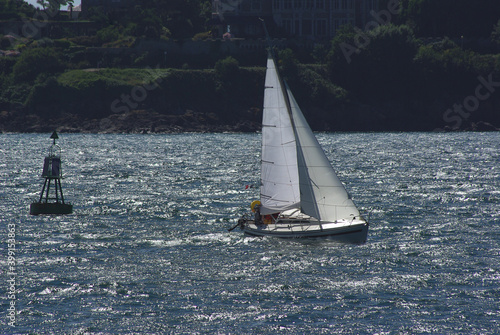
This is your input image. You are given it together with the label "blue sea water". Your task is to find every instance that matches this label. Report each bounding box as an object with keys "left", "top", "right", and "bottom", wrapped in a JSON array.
[{"left": 0, "top": 132, "right": 499, "bottom": 334}]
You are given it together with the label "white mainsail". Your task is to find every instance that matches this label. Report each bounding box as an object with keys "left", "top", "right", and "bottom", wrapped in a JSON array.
[
  {"left": 260, "top": 55, "right": 360, "bottom": 222},
  {"left": 260, "top": 57, "right": 300, "bottom": 214}
]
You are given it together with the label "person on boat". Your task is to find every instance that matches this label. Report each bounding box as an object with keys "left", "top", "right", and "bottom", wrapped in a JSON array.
[
  {"left": 254, "top": 204, "right": 263, "bottom": 225},
  {"left": 262, "top": 212, "right": 279, "bottom": 224}
]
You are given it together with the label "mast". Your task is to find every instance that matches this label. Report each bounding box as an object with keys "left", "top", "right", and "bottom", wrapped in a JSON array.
[
  {"left": 259, "top": 20, "right": 301, "bottom": 214},
  {"left": 260, "top": 19, "right": 360, "bottom": 222},
  {"left": 260, "top": 19, "right": 297, "bottom": 136}
]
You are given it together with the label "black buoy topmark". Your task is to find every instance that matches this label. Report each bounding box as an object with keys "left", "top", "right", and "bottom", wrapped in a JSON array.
[{"left": 30, "top": 131, "right": 73, "bottom": 215}]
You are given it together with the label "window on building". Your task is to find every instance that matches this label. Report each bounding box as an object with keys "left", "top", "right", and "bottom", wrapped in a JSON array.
[
  {"left": 340, "top": 19, "right": 351, "bottom": 27},
  {"left": 315, "top": 19, "right": 327, "bottom": 35},
  {"left": 342, "top": 0, "right": 347, "bottom": 9},
  {"left": 284, "top": 0, "right": 292, "bottom": 9},
  {"left": 334, "top": 19, "right": 340, "bottom": 32},
  {"left": 273, "top": 0, "right": 280, "bottom": 10},
  {"left": 251, "top": 0, "right": 261, "bottom": 10},
  {"left": 302, "top": 19, "right": 312, "bottom": 35},
  {"left": 315, "top": 0, "right": 324, "bottom": 9},
  {"left": 333, "top": 0, "right": 339, "bottom": 10},
  {"left": 283, "top": 19, "right": 292, "bottom": 34},
  {"left": 241, "top": 1, "right": 251, "bottom": 11}
]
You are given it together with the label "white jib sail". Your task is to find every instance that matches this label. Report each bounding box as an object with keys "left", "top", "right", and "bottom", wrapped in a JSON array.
[
  {"left": 260, "top": 57, "right": 300, "bottom": 214},
  {"left": 286, "top": 84, "right": 361, "bottom": 222}
]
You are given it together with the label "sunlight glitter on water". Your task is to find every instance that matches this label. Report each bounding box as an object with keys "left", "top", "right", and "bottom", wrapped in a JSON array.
[{"left": 1, "top": 132, "right": 499, "bottom": 334}]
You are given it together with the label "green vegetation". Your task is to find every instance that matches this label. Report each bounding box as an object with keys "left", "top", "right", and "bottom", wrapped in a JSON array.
[
  {"left": 327, "top": 18, "right": 500, "bottom": 130},
  {"left": 0, "top": 0, "right": 35, "bottom": 20},
  {"left": 0, "top": 0, "right": 499, "bottom": 132},
  {"left": 492, "top": 20, "right": 500, "bottom": 46},
  {"left": 399, "top": 0, "right": 500, "bottom": 38},
  {"left": 13, "top": 47, "right": 64, "bottom": 82}
]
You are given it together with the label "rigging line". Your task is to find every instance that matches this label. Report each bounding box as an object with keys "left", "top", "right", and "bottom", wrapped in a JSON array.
[{"left": 309, "top": 178, "right": 320, "bottom": 190}]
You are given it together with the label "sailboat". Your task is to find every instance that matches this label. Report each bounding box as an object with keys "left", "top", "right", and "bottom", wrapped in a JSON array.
[{"left": 234, "top": 52, "right": 368, "bottom": 243}]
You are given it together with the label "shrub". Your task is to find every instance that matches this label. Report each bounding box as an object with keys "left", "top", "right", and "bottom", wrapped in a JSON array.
[
  {"left": 214, "top": 56, "right": 239, "bottom": 80},
  {"left": 97, "top": 25, "right": 121, "bottom": 44},
  {"left": 193, "top": 31, "right": 212, "bottom": 41},
  {"left": 12, "top": 47, "right": 64, "bottom": 82}
]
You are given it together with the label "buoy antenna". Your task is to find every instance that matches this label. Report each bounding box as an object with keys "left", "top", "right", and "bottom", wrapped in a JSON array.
[
  {"left": 50, "top": 130, "right": 59, "bottom": 145},
  {"left": 48, "top": 131, "right": 61, "bottom": 158}
]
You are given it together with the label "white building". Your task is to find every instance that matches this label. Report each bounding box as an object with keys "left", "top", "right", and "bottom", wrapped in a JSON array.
[{"left": 212, "top": 0, "right": 379, "bottom": 40}]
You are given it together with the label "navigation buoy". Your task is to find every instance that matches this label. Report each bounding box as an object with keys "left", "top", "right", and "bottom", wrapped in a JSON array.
[{"left": 30, "top": 131, "right": 73, "bottom": 215}]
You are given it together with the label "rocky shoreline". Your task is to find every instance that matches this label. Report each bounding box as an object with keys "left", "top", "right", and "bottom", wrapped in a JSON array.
[
  {"left": 1, "top": 109, "right": 498, "bottom": 134},
  {"left": 0, "top": 109, "right": 262, "bottom": 134}
]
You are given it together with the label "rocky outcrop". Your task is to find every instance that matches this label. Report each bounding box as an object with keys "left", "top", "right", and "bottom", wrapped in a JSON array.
[{"left": 0, "top": 109, "right": 261, "bottom": 134}]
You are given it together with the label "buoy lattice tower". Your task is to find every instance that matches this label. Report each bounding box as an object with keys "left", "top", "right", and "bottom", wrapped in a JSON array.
[{"left": 30, "top": 131, "right": 73, "bottom": 215}]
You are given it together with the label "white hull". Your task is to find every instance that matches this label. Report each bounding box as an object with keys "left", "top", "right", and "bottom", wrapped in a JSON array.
[{"left": 242, "top": 218, "right": 368, "bottom": 243}]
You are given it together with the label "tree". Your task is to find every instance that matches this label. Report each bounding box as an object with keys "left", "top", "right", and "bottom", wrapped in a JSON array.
[
  {"left": 0, "top": 0, "right": 35, "bottom": 20},
  {"left": 13, "top": 47, "right": 64, "bottom": 82},
  {"left": 492, "top": 20, "right": 500, "bottom": 46},
  {"left": 37, "top": 0, "right": 74, "bottom": 15},
  {"left": 97, "top": 25, "right": 121, "bottom": 44},
  {"left": 47, "top": 0, "right": 74, "bottom": 10},
  {"left": 401, "top": 0, "right": 500, "bottom": 38},
  {"left": 111, "top": 0, "right": 211, "bottom": 39},
  {"left": 214, "top": 56, "right": 239, "bottom": 81},
  {"left": 327, "top": 24, "right": 419, "bottom": 102},
  {"left": 36, "top": 0, "right": 48, "bottom": 10}
]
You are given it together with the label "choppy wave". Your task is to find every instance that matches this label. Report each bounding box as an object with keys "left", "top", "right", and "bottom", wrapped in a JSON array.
[{"left": 0, "top": 132, "right": 499, "bottom": 334}]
